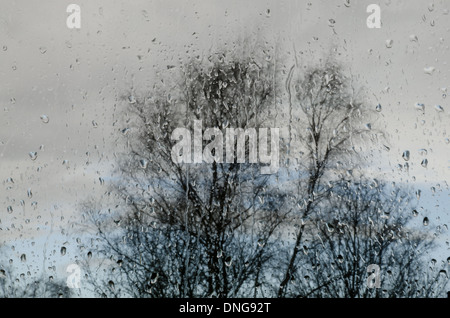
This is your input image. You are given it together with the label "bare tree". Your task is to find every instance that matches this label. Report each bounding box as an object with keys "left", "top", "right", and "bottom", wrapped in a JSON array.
[
  {"left": 277, "top": 61, "right": 371, "bottom": 297},
  {"left": 84, "top": 42, "right": 289, "bottom": 298},
  {"left": 0, "top": 265, "right": 72, "bottom": 298},
  {"left": 283, "top": 178, "right": 449, "bottom": 298},
  {"left": 80, "top": 50, "right": 448, "bottom": 298}
]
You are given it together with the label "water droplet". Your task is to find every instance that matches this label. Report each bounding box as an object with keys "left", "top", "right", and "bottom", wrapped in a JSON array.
[
  {"left": 257, "top": 239, "right": 265, "bottom": 247},
  {"left": 337, "top": 254, "right": 344, "bottom": 263},
  {"left": 423, "top": 217, "right": 429, "bottom": 226},
  {"left": 108, "top": 280, "right": 115, "bottom": 291},
  {"left": 402, "top": 150, "right": 410, "bottom": 161},
  {"left": 127, "top": 95, "right": 136, "bottom": 104},
  {"left": 418, "top": 149, "right": 428, "bottom": 156},
  {"left": 302, "top": 245, "right": 308, "bottom": 255},
  {"left": 40, "top": 114, "right": 49, "bottom": 123},
  {"left": 258, "top": 196, "right": 264, "bottom": 204},
  {"left": 439, "top": 269, "right": 448, "bottom": 278},
  {"left": 447, "top": 257, "right": 450, "bottom": 265},
  {"left": 7, "top": 206, "right": 13, "bottom": 214},
  {"left": 376, "top": 104, "right": 382, "bottom": 112},
  {"left": 39, "top": 47, "right": 47, "bottom": 54},
  {"left": 445, "top": 138, "right": 450, "bottom": 144},
  {"left": 414, "top": 102, "right": 425, "bottom": 112},
  {"left": 2, "top": 45, "right": 7, "bottom": 51},
  {"left": 326, "top": 223, "right": 335, "bottom": 233},
  {"left": 20, "top": 254, "right": 26, "bottom": 262},
  {"left": 87, "top": 251, "right": 92, "bottom": 259},
  {"left": 328, "top": 19, "right": 336, "bottom": 27},
  {"left": 428, "top": 3, "right": 435, "bottom": 12},
  {"left": 92, "top": 120, "right": 98, "bottom": 128},
  {"left": 217, "top": 250, "right": 223, "bottom": 258},
  {"left": 434, "top": 104, "right": 444, "bottom": 112},
  {"left": 421, "top": 158, "right": 428, "bottom": 168},
  {"left": 61, "top": 247, "right": 66, "bottom": 256},
  {"left": 344, "top": 0, "right": 351, "bottom": 7},
  {"left": 139, "top": 159, "right": 148, "bottom": 169},
  {"left": 150, "top": 272, "right": 159, "bottom": 284},
  {"left": 412, "top": 209, "right": 419, "bottom": 217},
  {"left": 409, "top": 34, "right": 418, "bottom": 42},
  {"left": 225, "top": 256, "right": 232, "bottom": 267},
  {"left": 265, "top": 9, "right": 271, "bottom": 17},
  {"left": 385, "top": 39, "right": 393, "bottom": 48},
  {"left": 29, "top": 152, "right": 37, "bottom": 161},
  {"left": 424, "top": 66, "right": 435, "bottom": 75},
  {"left": 27, "top": 188, "right": 32, "bottom": 198}
]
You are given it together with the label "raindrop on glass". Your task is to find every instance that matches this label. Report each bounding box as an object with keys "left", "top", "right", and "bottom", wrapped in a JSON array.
[
  {"left": 418, "top": 149, "right": 427, "bottom": 156},
  {"left": 421, "top": 158, "right": 428, "bottom": 168},
  {"left": 127, "top": 95, "right": 136, "bottom": 104},
  {"left": 29, "top": 152, "right": 38, "bottom": 161},
  {"left": 416, "top": 190, "right": 421, "bottom": 200},
  {"left": 40, "top": 114, "right": 49, "bottom": 123},
  {"left": 225, "top": 256, "right": 232, "bottom": 267},
  {"left": 150, "top": 272, "right": 159, "bottom": 284},
  {"left": 139, "top": 159, "right": 148, "bottom": 169},
  {"left": 424, "top": 66, "right": 435, "bottom": 75},
  {"left": 423, "top": 217, "right": 429, "bottom": 226},
  {"left": 376, "top": 104, "right": 382, "bottom": 112},
  {"left": 402, "top": 150, "right": 410, "bottom": 161},
  {"left": 434, "top": 104, "right": 444, "bottom": 112},
  {"left": 414, "top": 102, "right": 425, "bottom": 112},
  {"left": 385, "top": 39, "right": 393, "bottom": 48}
]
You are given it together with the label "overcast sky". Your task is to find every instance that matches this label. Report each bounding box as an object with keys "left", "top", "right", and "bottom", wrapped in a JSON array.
[{"left": 1, "top": 0, "right": 449, "bottom": 292}]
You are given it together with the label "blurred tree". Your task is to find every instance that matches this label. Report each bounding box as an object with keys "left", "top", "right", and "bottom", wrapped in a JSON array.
[
  {"left": 283, "top": 178, "right": 449, "bottom": 298},
  {"left": 84, "top": 41, "right": 288, "bottom": 298},
  {"left": 277, "top": 61, "right": 371, "bottom": 297},
  {"left": 0, "top": 265, "right": 72, "bottom": 298}
]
